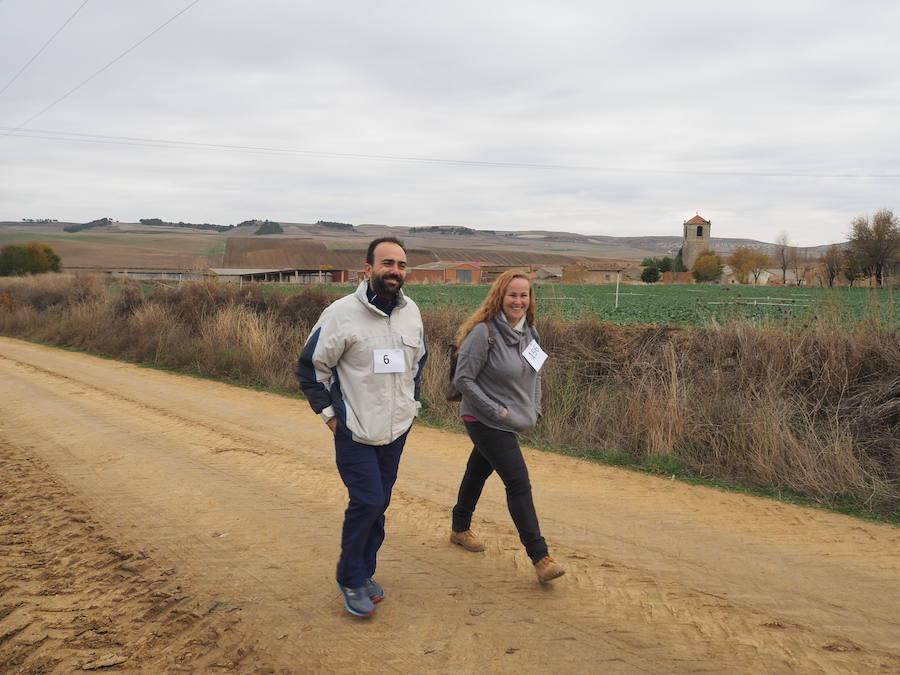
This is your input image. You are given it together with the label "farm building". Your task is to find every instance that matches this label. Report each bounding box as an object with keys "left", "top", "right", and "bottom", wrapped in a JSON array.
[
  {"left": 479, "top": 265, "right": 532, "bottom": 282},
  {"left": 108, "top": 269, "right": 206, "bottom": 281},
  {"left": 406, "top": 261, "right": 486, "bottom": 284},
  {"left": 217, "top": 238, "right": 444, "bottom": 283},
  {"left": 534, "top": 266, "right": 563, "bottom": 282},
  {"left": 209, "top": 268, "right": 351, "bottom": 284},
  {"left": 561, "top": 263, "right": 624, "bottom": 284}
]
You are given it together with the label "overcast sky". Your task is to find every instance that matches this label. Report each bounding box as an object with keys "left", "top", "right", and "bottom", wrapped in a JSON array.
[{"left": 1, "top": 1, "right": 898, "bottom": 245}]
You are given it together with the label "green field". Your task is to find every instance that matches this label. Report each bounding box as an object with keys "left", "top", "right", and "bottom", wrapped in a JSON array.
[
  {"left": 401, "top": 283, "right": 898, "bottom": 327},
  {"left": 262, "top": 281, "right": 897, "bottom": 327}
]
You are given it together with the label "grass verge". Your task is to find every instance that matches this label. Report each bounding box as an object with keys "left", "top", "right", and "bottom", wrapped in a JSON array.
[{"left": 1, "top": 273, "right": 897, "bottom": 522}]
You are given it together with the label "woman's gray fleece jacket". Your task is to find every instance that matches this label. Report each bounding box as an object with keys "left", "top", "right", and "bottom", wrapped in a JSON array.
[{"left": 454, "top": 315, "right": 542, "bottom": 433}]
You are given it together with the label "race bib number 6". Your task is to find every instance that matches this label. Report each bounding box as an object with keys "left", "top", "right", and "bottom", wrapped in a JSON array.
[{"left": 373, "top": 349, "right": 407, "bottom": 373}]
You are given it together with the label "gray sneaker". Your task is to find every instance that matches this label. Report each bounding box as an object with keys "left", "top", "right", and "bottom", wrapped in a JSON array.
[
  {"left": 364, "top": 578, "right": 384, "bottom": 603},
  {"left": 336, "top": 581, "right": 376, "bottom": 616}
]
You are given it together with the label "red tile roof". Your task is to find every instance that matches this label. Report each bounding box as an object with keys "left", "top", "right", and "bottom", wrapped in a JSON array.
[{"left": 684, "top": 214, "right": 710, "bottom": 225}]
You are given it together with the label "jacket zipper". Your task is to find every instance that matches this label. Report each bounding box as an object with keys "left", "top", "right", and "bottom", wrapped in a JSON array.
[{"left": 388, "top": 312, "right": 395, "bottom": 441}]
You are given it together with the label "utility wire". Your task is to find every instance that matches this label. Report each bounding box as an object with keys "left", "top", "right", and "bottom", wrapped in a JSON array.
[
  {"left": 5, "top": 129, "right": 278, "bottom": 155},
  {"left": 2, "top": 125, "right": 899, "bottom": 180},
  {"left": 2, "top": 0, "right": 201, "bottom": 136},
  {"left": 0, "top": 0, "right": 92, "bottom": 99}
]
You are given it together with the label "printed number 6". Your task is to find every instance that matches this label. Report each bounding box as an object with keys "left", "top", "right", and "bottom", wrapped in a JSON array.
[{"left": 383, "top": 354, "right": 390, "bottom": 364}]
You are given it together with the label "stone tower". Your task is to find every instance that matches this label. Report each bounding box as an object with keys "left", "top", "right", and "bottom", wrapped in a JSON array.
[{"left": 682, "top": 214, "right": 711, "bottom": 269}]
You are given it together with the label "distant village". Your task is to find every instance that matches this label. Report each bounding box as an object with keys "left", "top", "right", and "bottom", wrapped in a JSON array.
[
  {"left": 8, "top": 213, "right": 898, "bottom": 287},
  {"left": 127, "top": 214, "right": 899, "bottom": 288}
]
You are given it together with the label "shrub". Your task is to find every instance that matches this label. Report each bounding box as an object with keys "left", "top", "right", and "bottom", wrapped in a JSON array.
[
  {"left": 0, "top": 243, "right": 62, "bottom": 275},
  {"left": 640, "top": 266, "right": 661, "bottom": 283},
  {"left": 0, "top": 292, "right": 15, "bottom": 311},
  {"left": 693, "top": 252, "right": 723, "bottom": 282}
]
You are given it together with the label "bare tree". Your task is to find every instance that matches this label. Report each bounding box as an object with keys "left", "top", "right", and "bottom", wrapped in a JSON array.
[
  {"left": 749, "top": 249, "right": 771, "bottom": 284},
  {"left": 842, "top": 251, "right": 864, "bottom": 287},
  {"left": 775, "top": 232, "right": 791, "bottom": 284},
  {"left": 847, "top": 209, "right": 900, "bottom": 286},
  {"left": 789, "top": 247, "right": 804, "bottom": 286},
  {"left": 821, "top": 244, "right": 843, "bottom": 287},
  {"left": 801, "top": 253, "right": 819, "bottom": 287}
]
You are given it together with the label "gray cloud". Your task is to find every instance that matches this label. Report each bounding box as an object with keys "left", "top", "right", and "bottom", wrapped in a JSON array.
[{"left": 1, "top": 0, "right": 898, "bottom": 245}]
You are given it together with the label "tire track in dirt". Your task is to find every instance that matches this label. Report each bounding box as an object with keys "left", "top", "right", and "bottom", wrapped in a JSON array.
[
  {"left": 1, "top": 337, "right": 898, "bottom": 673},
  {"left": 2, "top": 349, "right": 659, "bottom": 672},
  {"left": 0, "top": 441, "right": 272, "bottom": 673}
]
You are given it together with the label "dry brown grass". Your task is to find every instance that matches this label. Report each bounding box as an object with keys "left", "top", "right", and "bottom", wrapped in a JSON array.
[
  {"left": 421, "top": 305, "right": 899, "bottom": 513},
  {"left": 1, "top": 274, "right": 897, "bottom": 514}
]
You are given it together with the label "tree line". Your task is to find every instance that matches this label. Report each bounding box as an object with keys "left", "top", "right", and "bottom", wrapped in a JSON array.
[
  {"left": 63, "top": 217, "right": 113, "bottom": 233},
  {"left": 408, "top": 225, "right": 476, "bottom": 235},
  {"left": 140, "top": 218, "right": 234, "bottom": 233},
  {"left": 773, "top": 209, "right": 898, "bottom": 287},
  {"left": 252, "top": 220, "right": 283, "bottom": 235},
  {"left": 317, "top": 221, "right": 354, "bottom": 230},
  {"left": 639, "top": 254, "right": 687, "bottom": 283},
  {"left": 640, "top": 209, "right": 899, "bottom": 286}
]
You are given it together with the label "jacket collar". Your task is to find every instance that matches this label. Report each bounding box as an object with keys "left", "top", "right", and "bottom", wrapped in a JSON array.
[{"left": 354, "top": 279, "right": 407, "bottom": 316}]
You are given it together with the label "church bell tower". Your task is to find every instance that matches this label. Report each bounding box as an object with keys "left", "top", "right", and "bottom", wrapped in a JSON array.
[{"left": 682, "top": 214, "right": 711, "bottom": 269}]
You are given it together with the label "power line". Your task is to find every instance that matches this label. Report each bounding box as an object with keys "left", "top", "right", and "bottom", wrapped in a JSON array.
[
  {"left": 5, "top": 128, "right": 279, "bottom": 155},
  {"left": 0, "top": 0, "right": 92, "bottom": 99},
  {"left": 3, "top": 125, "right": 899, "bottom": 180},
  {"left": 2, "top": 0, "right": 201, "bottom": 136}
]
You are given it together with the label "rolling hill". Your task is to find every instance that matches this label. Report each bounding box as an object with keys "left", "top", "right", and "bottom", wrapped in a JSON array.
[{"left": 0, "top": 219, "right": 834, "bottom": 272}]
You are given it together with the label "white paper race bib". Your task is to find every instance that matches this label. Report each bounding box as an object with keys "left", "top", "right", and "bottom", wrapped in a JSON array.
[
  {"left": 373, "top": 349, "right": 406, "bottom": 373},
  {"left": 522, "top": 339, "right": 547, "bottom": 372}
]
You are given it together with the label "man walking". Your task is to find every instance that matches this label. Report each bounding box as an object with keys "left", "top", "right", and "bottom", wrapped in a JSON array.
[{"left": 296, "top": 237, "right": 427, "bottom": 616}]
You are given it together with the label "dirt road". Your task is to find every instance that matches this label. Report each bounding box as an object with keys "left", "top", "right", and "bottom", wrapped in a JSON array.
[{"left": 1, "top": 336, "right": 898, "bottom": 673}]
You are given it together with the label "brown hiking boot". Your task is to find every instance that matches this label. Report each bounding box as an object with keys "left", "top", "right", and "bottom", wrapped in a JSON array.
[
  {"left": 534, "top": 556, "right": 565, "bottom": 584},
  {"left": 450, "top": 529, "right": 486, "bottom": 552}
]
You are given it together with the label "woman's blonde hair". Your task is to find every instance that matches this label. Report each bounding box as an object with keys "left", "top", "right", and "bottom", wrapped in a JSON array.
[{"left": 455, "top": 270, "right": 536, "bottom": 346}]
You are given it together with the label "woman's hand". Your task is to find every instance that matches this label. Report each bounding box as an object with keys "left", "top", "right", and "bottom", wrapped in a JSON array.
[{"left": 500, "top": 407, "right": 509, "bottom": 419}]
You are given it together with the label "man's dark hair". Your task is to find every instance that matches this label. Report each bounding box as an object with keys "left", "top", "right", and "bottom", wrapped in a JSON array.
[{"left": 366, "top": 237, "right": 406, "bottom": 265}]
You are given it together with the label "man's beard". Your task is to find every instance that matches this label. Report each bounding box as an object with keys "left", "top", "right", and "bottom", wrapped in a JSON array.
[{"left": 371, "top": 272, "right": 404, "bottom": 299}]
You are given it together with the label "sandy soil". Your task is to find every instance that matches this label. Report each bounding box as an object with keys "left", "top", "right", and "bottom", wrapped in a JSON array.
[{"left": 1, "top": 336, "right": 898, "bottom": 674}]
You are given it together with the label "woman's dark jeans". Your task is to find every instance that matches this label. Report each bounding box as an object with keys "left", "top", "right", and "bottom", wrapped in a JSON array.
[{"left": 452, "top": 420, "right": 548, "bottom": 563}]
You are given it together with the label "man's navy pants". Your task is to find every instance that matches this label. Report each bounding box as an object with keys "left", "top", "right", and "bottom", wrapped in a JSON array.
[{"left": 334, "top": 427, "right": 409, "bottom": 588}]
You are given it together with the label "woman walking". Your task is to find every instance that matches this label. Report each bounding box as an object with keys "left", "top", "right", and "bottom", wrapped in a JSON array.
[{"left": 449, "top": 271, "right": 564, "bottom": 584}]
